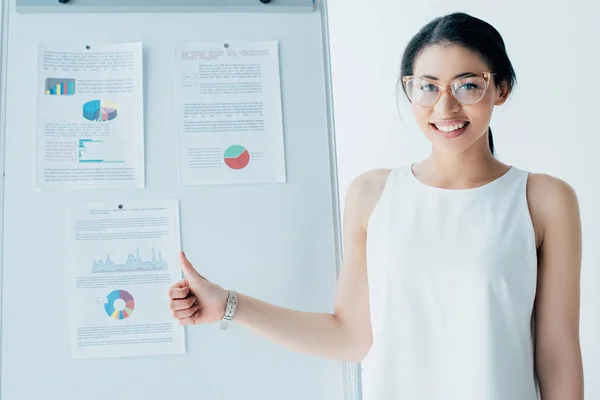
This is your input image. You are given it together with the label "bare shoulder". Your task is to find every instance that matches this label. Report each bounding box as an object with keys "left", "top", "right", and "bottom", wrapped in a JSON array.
[
  {"left": 527, "top": 172, "right": 581, "bottom": 246},
  {"left": 344, "top": 168, "right": 393, "bottom": 232},
  {"left": 527, "top": 172, "right": 579, "bottom": 211}
]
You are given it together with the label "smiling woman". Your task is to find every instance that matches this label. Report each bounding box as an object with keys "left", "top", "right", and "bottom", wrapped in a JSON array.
[{"left": 168, "top": 11, "right": 584, "bottom": 400}]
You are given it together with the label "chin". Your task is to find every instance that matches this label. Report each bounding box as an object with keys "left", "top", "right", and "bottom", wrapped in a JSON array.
[{"left": 425, "top": 125, "right": 479, "bottom": 154}]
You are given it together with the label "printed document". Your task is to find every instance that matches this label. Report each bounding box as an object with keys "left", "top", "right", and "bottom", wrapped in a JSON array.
[
  {"left": 68, "top": 200, "right": 184, "bottom": 359},
  {"left": 36, "top": 42, "right": 144, "bottom": 190},
  {"left": 175, "top": 41, "right": 286, "bottom": 185}
]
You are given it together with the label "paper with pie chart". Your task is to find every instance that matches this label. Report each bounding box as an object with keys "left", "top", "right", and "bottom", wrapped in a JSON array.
[
  {"left": 68, "top": 199, "right": 185, "bottom": 359},
  {"left": 175, "top": 41, "right": 286, "bottom": 185},
  {"left": 36, "top": 42, "right": 144, "bottom": 190}
]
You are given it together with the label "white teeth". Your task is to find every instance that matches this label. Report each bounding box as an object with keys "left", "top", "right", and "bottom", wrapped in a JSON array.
[{"left": 434, "top": 122, "right": 467, "bottom": 132}]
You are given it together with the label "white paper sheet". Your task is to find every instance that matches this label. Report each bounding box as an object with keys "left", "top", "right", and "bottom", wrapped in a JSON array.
[
  {"left": 175, "top": 41, "right": 286, "bottom": 185},
  {"left": 69, "top": 200, "right": 184, "bottom": 359},
  {"left": 36, "top": 42, "right": 145, "bottom": 190}
]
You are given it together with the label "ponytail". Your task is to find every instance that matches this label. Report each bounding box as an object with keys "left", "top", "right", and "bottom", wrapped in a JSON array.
[{"left": 488, "top": 127, "right": 495, "bottom": 155}]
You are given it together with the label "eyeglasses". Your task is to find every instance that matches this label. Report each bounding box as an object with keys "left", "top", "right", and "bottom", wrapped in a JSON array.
[{"left": 400, "top": 72, "right": 495, "bottom": 107}]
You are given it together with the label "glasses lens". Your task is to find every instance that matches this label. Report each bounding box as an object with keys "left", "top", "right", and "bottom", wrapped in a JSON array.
[
  {"left": 451, "top": 76, "right": 487, "bottom": 104},
  {"left": 405, "top": 78, "right": 439, "bottom": 107}
]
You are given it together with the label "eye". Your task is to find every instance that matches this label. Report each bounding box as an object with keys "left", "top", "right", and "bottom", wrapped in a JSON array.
[
  {"left": 458, "top": 83, "right": 479, "bottom": 91},
  {"left": 419, "top": 83, "right": 438, "bottom": 92}
]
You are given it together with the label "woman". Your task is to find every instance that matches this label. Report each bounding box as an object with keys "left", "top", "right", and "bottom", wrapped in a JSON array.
[{"left": 168, "top": 12, "right": 584, "bottom": 399}]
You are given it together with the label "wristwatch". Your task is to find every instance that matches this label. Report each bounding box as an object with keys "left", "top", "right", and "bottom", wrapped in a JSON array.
[{"left": 220, "top": 290, "right": 238, "bottom": 330}]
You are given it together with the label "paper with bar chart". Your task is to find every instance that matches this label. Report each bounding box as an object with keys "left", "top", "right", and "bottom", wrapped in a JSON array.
[
  {"left": 68, "top": 200, "right": 185, "bottom": 359},
  {"left": 175, "top": 41, "right": 286, "bottom": 185},
  {"left": 36, "top": 42, "right": 144, "bottom": 190}
]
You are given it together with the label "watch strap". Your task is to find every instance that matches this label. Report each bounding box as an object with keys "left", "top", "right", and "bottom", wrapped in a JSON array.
[{"left": 220, "top": 290, "right": 238, "bottom": 330}]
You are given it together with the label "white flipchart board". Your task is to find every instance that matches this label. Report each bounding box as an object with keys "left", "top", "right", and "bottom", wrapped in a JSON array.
[{"left": 0, "top": 0, "right": 361, "bottom": 399}]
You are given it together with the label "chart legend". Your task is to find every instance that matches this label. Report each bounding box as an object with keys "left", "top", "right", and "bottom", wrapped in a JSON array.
[
  {"left": 83, "top": 100, "right": 118, "bottom": 122},
  {"left": 45, "top": 78, "right": 76, "bottom": 96},
  {"left": 104, "top": 290, "right": 135, "bottom": 320},
  {"left": 224, "top": 145, "right": 250, "bottom": 170}
]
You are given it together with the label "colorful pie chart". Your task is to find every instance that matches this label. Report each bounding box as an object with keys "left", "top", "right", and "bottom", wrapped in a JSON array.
[
  {"left": 224, "top": 145, "right": 250, "bottom": 170},
  {"left": 83, "top": 100, "right": 118, "bottom": 122},
  {"left": 104, "top": 289, "right": 135, "bottom": 320}
]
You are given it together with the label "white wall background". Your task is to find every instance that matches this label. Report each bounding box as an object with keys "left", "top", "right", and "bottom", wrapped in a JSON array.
[{"left": 327, "top": 0, "right": 600, "bottom": 396}]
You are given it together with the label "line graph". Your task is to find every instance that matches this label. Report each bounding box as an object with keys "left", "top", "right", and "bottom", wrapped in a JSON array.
[{"left": 92, "top": 247, "right": 168, "bottom": 273}]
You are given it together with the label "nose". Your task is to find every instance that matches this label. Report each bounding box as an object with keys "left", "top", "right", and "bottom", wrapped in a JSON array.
[{"left": 433, "top": 90, "right": 460, "bottom": 116}]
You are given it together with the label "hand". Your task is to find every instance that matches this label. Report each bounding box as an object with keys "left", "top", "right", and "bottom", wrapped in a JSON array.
[{"left": 168, "top": 251, "right": 229, "bottom": 325}]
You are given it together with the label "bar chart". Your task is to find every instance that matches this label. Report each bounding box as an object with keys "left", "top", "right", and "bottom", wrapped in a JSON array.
[{"left": 45, "top": 78, "right": 76, "bottom": 96}]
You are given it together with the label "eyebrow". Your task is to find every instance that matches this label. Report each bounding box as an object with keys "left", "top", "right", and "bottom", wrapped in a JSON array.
[{"left": 421, "top": 72, "right": 477, "bottom": 80}]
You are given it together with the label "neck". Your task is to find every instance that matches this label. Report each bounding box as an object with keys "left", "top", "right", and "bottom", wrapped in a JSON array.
[
  {"left": 415, "top": 144, "right": 508, "bottom": 189},
  {"left": 429, "top": 151, "right": 497, "bottom": 177}
]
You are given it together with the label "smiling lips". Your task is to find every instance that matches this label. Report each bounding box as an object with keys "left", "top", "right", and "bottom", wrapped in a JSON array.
[{"left": 431, "top": 120, "right": 470, "bottom": 138}]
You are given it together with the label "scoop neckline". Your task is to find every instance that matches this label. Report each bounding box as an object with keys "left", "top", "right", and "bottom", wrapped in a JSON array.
[{"left": 408, "top": 163, "right": 516, "bottom": 193}]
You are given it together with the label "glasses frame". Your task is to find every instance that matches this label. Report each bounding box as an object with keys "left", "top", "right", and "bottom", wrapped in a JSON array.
[{"left": 400, "top": 72, "right": 496, "bottom": 107}]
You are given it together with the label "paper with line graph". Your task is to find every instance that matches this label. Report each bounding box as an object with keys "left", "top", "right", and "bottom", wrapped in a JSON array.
[
  {"left": 35, "top": 42, "right": 144, "bottom": 190},
  {"left": 68, "top": 199, "right": 184, "bottom": 359}
]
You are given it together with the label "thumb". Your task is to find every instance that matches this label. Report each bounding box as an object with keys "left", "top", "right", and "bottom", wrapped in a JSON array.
[{"left": 179, "top": 251, "right": 206, "bottom": 281}]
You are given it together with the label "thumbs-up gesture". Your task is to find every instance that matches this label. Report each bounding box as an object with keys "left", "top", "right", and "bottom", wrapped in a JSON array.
[{"left": 169, "top": 252, "right": 229, "bottom": 325}]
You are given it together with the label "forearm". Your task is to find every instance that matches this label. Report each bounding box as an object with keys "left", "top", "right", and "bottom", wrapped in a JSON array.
[
  {"left": 233, "top": 293, "right": 368, "bottom": 363},
  {"left": 537, "top": 348, "right": 584, "bottom": 400}
]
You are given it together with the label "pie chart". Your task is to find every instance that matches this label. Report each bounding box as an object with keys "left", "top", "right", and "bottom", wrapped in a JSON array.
[
  {"left": 104, "top": 289, "right": 135, "bottom": 320},
  {"left": 83, "top": 100, "right": 118, "bottom": 122},
  {"left": 224, "top": 145, "right": 250, "bottom": 170}
]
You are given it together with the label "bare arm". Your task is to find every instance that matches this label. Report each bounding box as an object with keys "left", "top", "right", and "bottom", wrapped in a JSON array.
[
  {"left": 170, "top": 169, "right": 390, "bottom": 363},
  {"left": 529, "top": 174, "right": 584, "bottom": 400},
  {"left": 233, "top": 170, "right": 389, "bottom": 362}
]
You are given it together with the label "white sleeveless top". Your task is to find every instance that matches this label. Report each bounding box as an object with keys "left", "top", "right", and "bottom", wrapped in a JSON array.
[{"left": 362, "top": 165, "right": 540, "bottom": 400}]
